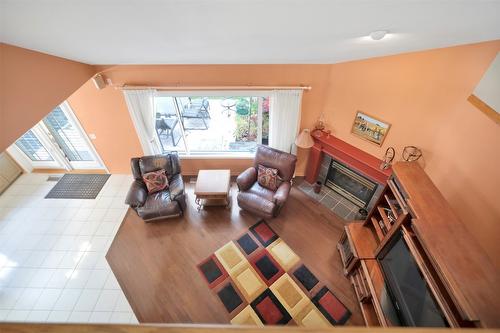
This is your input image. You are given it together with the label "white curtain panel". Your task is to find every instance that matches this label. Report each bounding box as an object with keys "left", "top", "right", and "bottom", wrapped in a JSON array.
[
  {"left": 269, "top": 89, "right": 303, "bottom": 154},
  {"left": 123, "top": 89, "right": 160, "bottom": 156}
]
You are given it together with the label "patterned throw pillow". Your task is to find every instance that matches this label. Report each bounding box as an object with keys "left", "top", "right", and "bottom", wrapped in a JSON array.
[
  {"left": 257, "top": 164, "right": 281, "bottom": 191},
  {"left": 142, "top": 169, "right": 169, "bottom": 194}
]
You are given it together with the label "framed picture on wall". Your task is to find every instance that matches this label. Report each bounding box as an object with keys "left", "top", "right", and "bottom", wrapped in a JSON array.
[{"left": 351, "top": 111, "right": 391, "bottom": 146}]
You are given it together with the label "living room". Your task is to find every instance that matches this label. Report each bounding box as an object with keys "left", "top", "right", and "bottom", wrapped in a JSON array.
[{"left": 0, "top": 0, "right": 499, "bottom": 331}]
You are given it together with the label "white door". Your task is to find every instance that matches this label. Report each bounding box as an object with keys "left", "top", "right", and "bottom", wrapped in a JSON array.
[
  {"left": 0, "top": 152, "right": 23, "bottom": 193},
  {"left": 9, "top": 128, "right": 63, "bottom": 170},
  {"left": 9, "top": 102, "right": 106, "bottom": 171}
]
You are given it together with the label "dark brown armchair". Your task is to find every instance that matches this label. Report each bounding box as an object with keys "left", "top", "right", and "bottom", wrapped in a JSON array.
[
  {"left": 125, "top": 153, "right": 186, "bottom": 222},
  {"left": 236, "top": 145, "right": 297, "bottom": 219}
]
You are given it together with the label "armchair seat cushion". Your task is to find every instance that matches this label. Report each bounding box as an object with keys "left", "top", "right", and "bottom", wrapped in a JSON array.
[
  {"left": 247, "top": 182, "right": 275, "bottom": 203},
  {"left": 136, "top": 190, "right": 181, "bottom": 221},
  {"left": 237, "top": 192, "right": 275, "bottom": 220}
]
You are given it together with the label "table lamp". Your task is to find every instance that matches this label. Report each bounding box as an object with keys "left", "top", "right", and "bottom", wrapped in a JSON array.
[{"left": 295, "top": 129, "right": 315, "bottom": 149}]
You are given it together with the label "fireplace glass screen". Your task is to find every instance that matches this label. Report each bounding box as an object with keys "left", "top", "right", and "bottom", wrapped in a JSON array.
[{"left": 324, "top": 160, "right": 377, "bottom": 208}]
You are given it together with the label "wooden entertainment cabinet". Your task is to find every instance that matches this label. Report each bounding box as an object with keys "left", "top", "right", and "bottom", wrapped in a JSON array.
[{"left": 337, "top": 162, "right": 500, "bottom": 328}]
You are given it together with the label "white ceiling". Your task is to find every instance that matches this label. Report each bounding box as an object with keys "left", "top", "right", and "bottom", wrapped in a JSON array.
[{"left": 1, "top": 0, "right": 499, "bottom": 65}]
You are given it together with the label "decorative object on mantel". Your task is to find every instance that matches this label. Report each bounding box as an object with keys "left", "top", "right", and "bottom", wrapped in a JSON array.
[
  {"left": 351, "top": 111, "right": 391, "bottom": 146},
  {"left": 314, "top": 113, "right": 326, "bottom": 131},
  {"left": 325, "top": 129, "right": 332, "bottom": 138},
  {"left": 312, "top": 129, "right": 323, "bottom": 138},
  {"left": 294, "top": 129, "right": 315, "bottom": 149},
  {"left": 402, "top": 145, "right": 423, "bottom": 162},
  {"left": 380, "top": 147, "right": 395, "bottom": 170},
  {"left": 313, "top": 181, "right": 322, "bottom": 194}
]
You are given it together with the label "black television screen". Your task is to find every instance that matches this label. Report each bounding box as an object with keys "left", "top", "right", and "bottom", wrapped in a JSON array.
[{"left": 378, "top": 231, "right": 448, "bottom": 327}]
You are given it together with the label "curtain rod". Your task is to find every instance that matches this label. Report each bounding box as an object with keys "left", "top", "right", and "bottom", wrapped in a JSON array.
[{"left": 115, "top": 85, "right": 312, "bottom": 91}]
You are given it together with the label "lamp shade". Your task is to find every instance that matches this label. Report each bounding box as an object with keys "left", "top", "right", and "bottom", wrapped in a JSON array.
[{"left": 295, "top": 129, "right": 315, "bottom": 149}]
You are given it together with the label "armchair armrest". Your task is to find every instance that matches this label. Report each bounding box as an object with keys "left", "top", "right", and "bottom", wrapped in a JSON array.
[
  {"left": 125, "top": 180, "right": 148, "bottom": 208},
  {"left": 168, "top": 173, "right": 186, "bottom": 212},
  {"left": 168, "top": 174, "right": 185, "bottom": 200},
  {"left": 273, "top": 181, "right": 292, "bottom": 207},
  {"left": 236, "top": 167, "right": 257, "bottom": 191}
]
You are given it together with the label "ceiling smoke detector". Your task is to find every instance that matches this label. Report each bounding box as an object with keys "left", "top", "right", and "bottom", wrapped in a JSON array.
[{"left": 369, "top": 30, "right": 388, "bottom": 40}]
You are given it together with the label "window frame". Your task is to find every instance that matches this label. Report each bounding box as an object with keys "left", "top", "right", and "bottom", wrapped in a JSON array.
[
  {"left": 14, "top": 130, "right": 55, "bottom": 162},
  {"left": 8, "top": 127, "right": 61, "bottom": 171},
  {"left": 7, "top": 102, "right": 107, "bottom": 172},
  {"left": 154, "top": 90, "right": 270, "bottom": 158}
]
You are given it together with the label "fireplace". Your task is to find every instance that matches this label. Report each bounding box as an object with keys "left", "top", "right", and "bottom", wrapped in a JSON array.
[
  {"left": 324, "top": 159, "right": 377, "bottom": 208},
  {"left": 302, "top": 131, "right": 389, "bottom": 219}
]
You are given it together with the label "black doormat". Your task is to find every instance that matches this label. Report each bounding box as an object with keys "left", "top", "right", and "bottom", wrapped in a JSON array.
[{"left": 45, "top": 174, "right": 111, "bottom": 199}]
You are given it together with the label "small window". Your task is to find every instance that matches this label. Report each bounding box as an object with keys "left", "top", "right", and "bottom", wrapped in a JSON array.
[{"left": 15, "top": 130, "right": 53, "bottom": 161}]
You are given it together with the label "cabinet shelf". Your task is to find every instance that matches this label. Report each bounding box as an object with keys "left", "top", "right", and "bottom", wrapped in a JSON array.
[
  {"left": 360, "top": 302, "right": 380, "bottom": 326},
  {"left": 349, "top": 261, "right": 387, "bottom": 327},
  {"left": 376, "top": 206, "right": 391, "bottom": 231},
  {"left": 384, "top": 194, "right": 400, "bottom": 220},
  {"left": 362, "top": 260, "right": 389, "bottom": 327},
  {"left": 337, "top": 222, "right": 379, "bottom": 275},
  {"left": 387, "top": 179, "right": 408, "bottom": 214},
  {"left": 370, "top": 217, "right": 385, "bottom": 241}
]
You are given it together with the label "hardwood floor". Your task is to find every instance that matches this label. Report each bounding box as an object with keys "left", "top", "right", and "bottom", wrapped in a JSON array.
[{"left": 106, "top": 181, "right": 364, "bottom": 325}]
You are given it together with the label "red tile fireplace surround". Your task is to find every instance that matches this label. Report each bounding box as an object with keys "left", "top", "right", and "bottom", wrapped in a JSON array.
[{"left": 304, "top": 130, "right": 392, "bottom": 185}]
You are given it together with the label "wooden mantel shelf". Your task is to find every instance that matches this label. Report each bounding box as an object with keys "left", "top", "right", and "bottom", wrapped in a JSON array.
[{"left": 305, "top": 130, "right": 392, "bottom": 184}]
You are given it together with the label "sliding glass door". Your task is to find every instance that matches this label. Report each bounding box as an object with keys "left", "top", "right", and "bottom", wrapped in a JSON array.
[{"left": 10, "top": 102, "right": 105, "bottom": 171}]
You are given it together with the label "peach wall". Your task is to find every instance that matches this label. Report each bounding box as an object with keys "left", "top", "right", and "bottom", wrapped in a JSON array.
[
  {"left": 428, "top": 50, "right": 500, "bottom": 268},
  {"left": 0, "top": 43, "right": 96, "bottom": 151},
  {"left": 67, "top": 81, "right": 143, "bottom": 174}
]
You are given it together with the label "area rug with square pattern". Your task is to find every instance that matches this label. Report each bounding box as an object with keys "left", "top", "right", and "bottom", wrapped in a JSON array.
[{"left": 197, "top": 220, "right": 351, "bottom": 327}]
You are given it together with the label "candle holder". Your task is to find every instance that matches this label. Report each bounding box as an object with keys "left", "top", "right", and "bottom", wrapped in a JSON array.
[
  {"left": 314, "top": 113, "right": 326, "bottom": 131},
  {"left": 380, "top": 147, "right": 395, "bottom": 170},
  {"left": 312, "top": 129, "right": 323, "bottom": 138}
]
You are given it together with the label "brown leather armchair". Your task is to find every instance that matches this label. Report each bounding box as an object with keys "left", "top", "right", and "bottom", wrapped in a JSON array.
[
  {"left": 125, "top": 153, "right": 186, "bottom": 222},
  {"left": 236, "top": 145, "right": 297, "bottom": 219}
]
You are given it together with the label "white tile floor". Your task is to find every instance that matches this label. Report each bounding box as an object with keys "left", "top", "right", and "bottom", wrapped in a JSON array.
[{"left": 0, "top": 173, "right": 138, "bottom": 324}]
